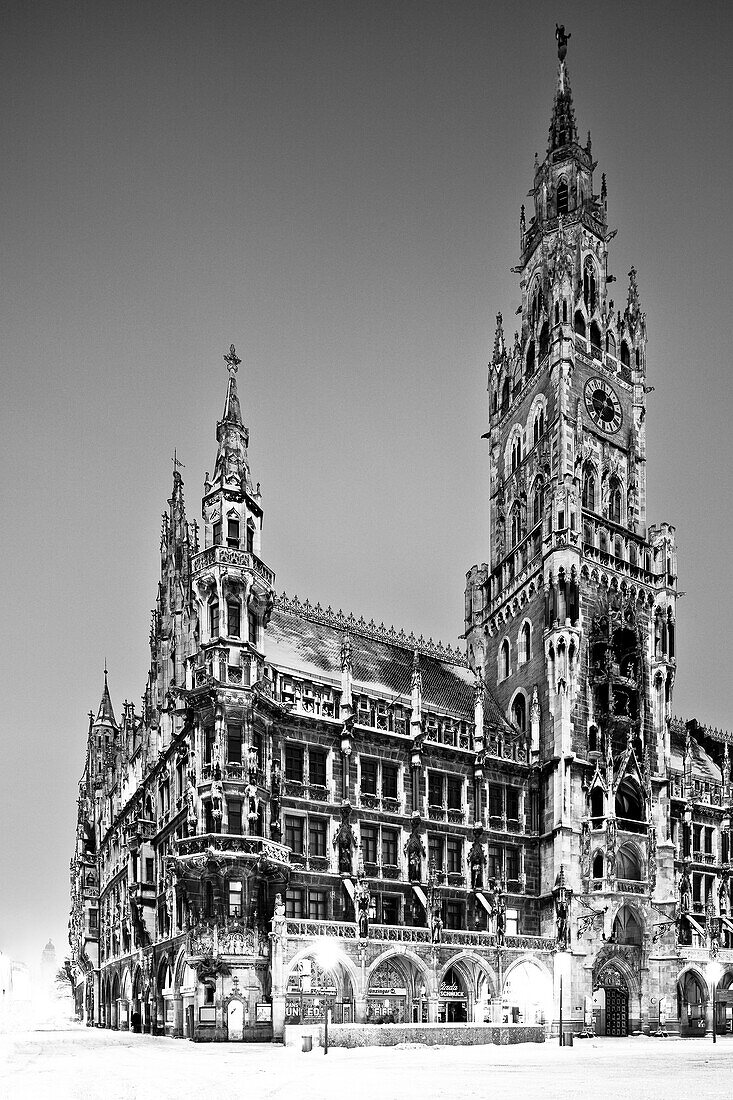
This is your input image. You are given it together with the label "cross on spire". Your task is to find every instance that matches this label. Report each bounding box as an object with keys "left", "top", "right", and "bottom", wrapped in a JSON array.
[
  {"left": 224, "top": 343, "right": 241, "bottom": 376},
  {"left": 171, "top": 449, "right": 185, "bottom": 473}
]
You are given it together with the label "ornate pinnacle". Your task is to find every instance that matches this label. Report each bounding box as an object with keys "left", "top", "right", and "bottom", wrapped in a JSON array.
[
  {"left": 223, "top": 343, "right": 241, "bottom": 376},
  {"left": 555, "top": 24, "right": 570, "bottom": 62}
]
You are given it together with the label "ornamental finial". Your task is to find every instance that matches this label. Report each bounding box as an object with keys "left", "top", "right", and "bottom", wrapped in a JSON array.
[
  {"left": 223, "top": 343, "right": 241, "bottom": 376},
  {"left": 556, "top": 24, "right": 570, "bottom": 62}
]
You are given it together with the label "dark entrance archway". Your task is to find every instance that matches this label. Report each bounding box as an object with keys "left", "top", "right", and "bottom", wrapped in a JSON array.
[{"left": 595, "top": 967, "right": 629, "bottom": 1036}]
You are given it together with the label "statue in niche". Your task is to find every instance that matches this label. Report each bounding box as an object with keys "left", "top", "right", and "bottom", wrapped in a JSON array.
[
  {"left": 332, "top": 802, "right": 357, "bottom": 875},
  {"left": 431, "top": 906, "right": 443, "bottom": 944},
  {"left": 404, "top": 814, "right": 426, "bottom": 883},
  {"left": 355, "top": 877, "right": 370, "bottom": 939},
  {"left": 468, "top": 824, "right": 487, "bottom": 891}
]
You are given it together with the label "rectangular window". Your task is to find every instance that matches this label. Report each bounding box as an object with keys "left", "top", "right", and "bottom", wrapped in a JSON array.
[
  {"left": 693, "top": 824, "right": 702, "bottom": 853},
  {"left": 227, "top": 723, "right": 243, "bottom": 764},
  {"left": 212, "top": 520, "right": 222, "bottom": 546},
  {"left": 445, "top": 901, "right": 464, "bottom": 930},
  {"left": 89, "top": 908, "right": 98, "bottom": 932},
  {"left": 228, "top": 800, "right": 242, "bottom": 836},
  {"left": 145, "top": 858, "right": 154, "bottom": 883},
  {"left": 227, "top": 600, "right": 241, "bottom": 638},
  {"left": 428, "top": 833, "right": 444, "bottom": 871},
  {"left": 246, "top": 523, "right": 255, "bottom": 554},
  {"left": 285, "top": 815, "right": 304, "bottom": 854},
  {"left": 308, "top": 817, "right": 327, "bottom": 858},
  {"left": 227, "top": 517, "right": 240, "bottom": 548},
  {"left": 361, "top": 825, "right": 378, "bottom": 865},
  {"left": 380, "top": 895, "right": 400, "bottom": 925},
  {"left": 228, "top": 880, "right": 243, "bottom": 918},
  {"left": 489, "top": 785, "right": 503, "bottom": 818},
  {"left": 704, "top": 827, "right": 714, "bottom": 855},
  {"left": 447, "top": 838, "right": 462, "bottom": 875},
  {"left": 361, "top": 758, "right": 378, "bottom": 795},
  {"left": 505, "top": 847, "right": 519, "bottom": 881},
  {"left": 285, "top": 888, "right": 303, "bottom": 919},
  {"left": 204, "top": 801, "right": 215, "bottom": 833},
  {"left": 723, "top": 831, "right": 730, "bottom": 865},
  {"left": 381, "top": 829, "right": 398, "bottom": 868},
  {"left": 692, "top": 873, "right": 702, "bottom": 904},
  {"left": 251, "top": 729, "right": 263, "bottom": 767},
  {"left": 210, "top": 601, "right": 220, "bottom": 637},
  {"left": 488, "top": 845, "right": 502, "bottom": 879},
  {"left": 204, "top": 726, "right": 215, "bottom": 764},
  {"left": 309, "top": 749, "right": 327, "bottom": 788},
  {"left": 447, "top": 777, "right": 462, "bottom": 811},
  {"left": 308, "top": 890, "right": 327, "bottom": 920},
  {"left": 248, "top": 611, "right": 258, "bottom": 645},
  {"left": 506, "top": 908, "right": 518, "bottom": 937},
  {"left": 285, "top": 744, "right": 304, "bottom": 782},
  {"left": 506, "top": 787, "right": 519, "bottom": 821},
  {"left": 428, "top": 772, "right": 444, "bottom": 807},
  {"left": 382, "top": 764, "right": 398, "bottom": 800}
]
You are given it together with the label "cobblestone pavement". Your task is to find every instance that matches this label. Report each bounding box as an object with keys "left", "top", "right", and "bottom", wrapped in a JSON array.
[{"left": 2, "top": 1025, "right": 733, "bottom": 1100}]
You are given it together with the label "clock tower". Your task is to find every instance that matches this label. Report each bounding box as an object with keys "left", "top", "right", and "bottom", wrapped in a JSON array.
[{"left": 464, "top": 28, "right": 678, "bottom": 956}]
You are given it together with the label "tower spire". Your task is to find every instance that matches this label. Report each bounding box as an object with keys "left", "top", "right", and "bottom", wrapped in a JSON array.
[
  {"left": 548, "top": 25, "right": 578, "bottom": 153},
  {"left": 96, "top": 667, "right": 116, "bottom": 726},
  {"left": 211, "top": 343, "right": 250, "bottom": 493}
]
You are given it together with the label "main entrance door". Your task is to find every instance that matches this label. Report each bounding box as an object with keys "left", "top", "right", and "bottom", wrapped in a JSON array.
[{"left": 605, "top": 987, "right": 628, "bottom": 1036}]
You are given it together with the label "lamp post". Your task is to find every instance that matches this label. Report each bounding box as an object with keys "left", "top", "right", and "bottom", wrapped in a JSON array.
[{"left": 707, "top": 959, "right": 722, "bottom": 1045}]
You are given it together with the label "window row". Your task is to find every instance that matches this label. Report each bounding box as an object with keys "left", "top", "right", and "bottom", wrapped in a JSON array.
[
  {"left": 208, "top": 597, "right": 258, "bottom": 643},
  {"left": 204, "top": 725, "right": 263, "bottom": 767},
  {"left": 210, "top": 515, "right": 256, "bottom": 552},
  {"left": 498, "top": 623, "right": 533, "bottom": 682}
]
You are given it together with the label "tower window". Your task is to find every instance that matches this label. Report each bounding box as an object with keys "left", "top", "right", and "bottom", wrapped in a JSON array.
[
  {"left": 533, "top": 409, "right": 545, "bottom": 444},
  {"left": 512, "top": 694, "right": 526, "bottom": 732},
  {"left": 526, "top": 341, "right": 535, "bottom": 378},
  {"left": 533, "top": 481, "right": 544, "bottom": 526},
  {"left": 212, "top": 520, "right": 222, "bottom": 546},
  {"left": 500, "top": 640, "right": 510, "bottom": 680},
  {"left": 606, "top": 332, "right": 617, "bottom": 356},
  {"left": 511, "top": 501, "right": 522, "bottom": 548},
  {"left": 583, "top": 263, "right": 597, "bottom": 314},
  {"left": 246, "top": 521, "right": 255, "bottom": 554},
  {"left": 574, "top": 311, "right": 586, "bottom": 338},
  {"left": 609, "top": 478, "right": 622, "bottom": 524},
  {"left": 209, "top": 599, "right": 220, "bottom": 637},
  {"left": 589, "top": 321, "right": 602, "bottom": 357},
  {"left": 227, "top": 518, "right": 240, "bottom": 547},
  {"left": 521, "top": 622, "right": 531, "bottom": 663},
  {"left": 620, "top": 341, "right": 631, "bottom": 368},
  {"left": 539, "top": 321, "right": 549, "bottom": 360},
  {"left": 248, "top": 611, "right": 258, "bottom": 646},
  {"left": 501, "top": 379, "right": 510, "bottom": 411},
  {"left": 227, "top": 600, "right": 241, "bottom": 638},
  {"left": 582, "top": 467, "right": 596, "bottom": 511},
  {"left": 511, "top": 437, "right": 522, "bottom": 471},
  {"left": 557, "top": 180, "right": 568, "bottom": 216}
]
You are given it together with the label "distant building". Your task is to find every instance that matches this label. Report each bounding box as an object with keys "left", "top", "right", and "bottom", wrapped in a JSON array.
[{"left": 69, "top": 33, "right": 733, "bottom": 1041}]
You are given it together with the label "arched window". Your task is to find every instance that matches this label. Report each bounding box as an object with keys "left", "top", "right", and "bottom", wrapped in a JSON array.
[
  {"left": 583, "top": 521, "right": 593, "bottom": 546},
  {"left": 612, "top": 905, "right": 643, "bottom": 944},
  {"left": 539, "top": 321, "right": 550, "bottom": 360},
  {"left": 501, "top": 378, "right": 510, "bottom": 411},
  {"left": 511, "top": 436, "right": 522, "bottom": 471},
  {"left": 521, "top": 622, "right": 531, "bottom": 663},
  {"left": 533, "top": 481, "right": 544, "bottom": 527},
  {"left": 609, "top": 478, "right": 622, "bottom": 524},
  {"left": 582, "top": 466, "right": 596, "bottom": 511},
  {"left": 526, "top": 341, "right": 535, "bottom": 378},
  {"left": 557, "top": 179, "right": 568, "bottom": 216},
  {"left": 616, "top": 845, "right": 642, "bottom": 882},
  {"left": 574, "top": 310, "right": 586, "bottom": 337},
  {"left": 511, "top": 501, "right": 522, "bottom": 548},
  {"left": 533, "top": 409, "right": 545, "bottom": 444},
  {"left": 583, "top": 262, "right": 597, "bottom": 313},
  {"left": 589, "top": 321, "right": 602, "bottom": 357},
  {"left": 209, "top": 598, "right": 220, "bottom": 637},
  {"left": 226, "top": 599, "right": 241, "bottom": 638},
  {"left": 592, "top": 851, "right": 604, "bottom": 880},
  {"left": 606, "top": 331, "right": 617, "bottom": 356},
  {"left": 512, "top": 693, "right": 527, "bottom": 732},
  {"left": 246, "top": 520, "right": 255, "bottom": 554},
  {"left": 500, "top": 639, "right": 510, "bottom": 680},
  {"left": 616, "top": 779, "right": 644, "bottom": 824},
  {"left": 590, "top": 787, "right": 604, "bottom": 820},
  {"left": 620, "top": 341, "right": 631, "bottom": 368}
]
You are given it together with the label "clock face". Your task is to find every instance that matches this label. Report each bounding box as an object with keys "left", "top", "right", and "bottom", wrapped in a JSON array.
[{"left": 584, "top": 376, "right": 623, "bottom": 434}]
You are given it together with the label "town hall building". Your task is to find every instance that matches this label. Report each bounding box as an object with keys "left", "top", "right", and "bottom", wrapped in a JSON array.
[{"left": 69, "top": 31, "right": 733, "bottom": 1042}]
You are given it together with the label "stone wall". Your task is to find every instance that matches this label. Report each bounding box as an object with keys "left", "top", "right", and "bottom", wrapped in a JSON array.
[{"left": 312, "top": 1023, "right": 546, "bottom": 1048}]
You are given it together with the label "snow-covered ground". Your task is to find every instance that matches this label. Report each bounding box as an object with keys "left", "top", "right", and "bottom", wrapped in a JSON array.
[{"left": 2, "top": 1024, "right": 733, "bottom": 1100}]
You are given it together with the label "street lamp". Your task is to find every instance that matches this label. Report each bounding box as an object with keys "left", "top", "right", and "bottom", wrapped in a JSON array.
[{"left": 706, "top": 959, "right": 723, "bottom": 1045}]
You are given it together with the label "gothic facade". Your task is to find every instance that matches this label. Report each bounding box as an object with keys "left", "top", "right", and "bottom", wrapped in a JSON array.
[{"left": 69, "top": 34, "right": 733, "bottom": 1042}]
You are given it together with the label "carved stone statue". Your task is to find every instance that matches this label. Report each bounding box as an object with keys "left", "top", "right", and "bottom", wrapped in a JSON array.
[
  {"left": 332, "top": 802, "right": 357, "bottom": 874},
  {"left": 431, "top": 906, "right": 443, "bottom": 944},
  {"left": 404, "top": 814, "right": 426, "bottom": 883},
  {"left": 468, "top": 823, "right": 487, "bottom": 891},
  {"left": 186, "top": 774, "right": 198, "bottom": 832},
  {"left": 555, "top": 893, "right": 570, "bottom": 951},
  {"left": 679, "top": 866, "right": 691, "bottom": 914},
  {"left": 580, "top": 819, "right": 591, "bottom": 881},
  {"left": 606, "top": 816, "right": 617, "bottom": 878},
  {"left": 495, "top": 891, "right": 506, "bottom": 946},
  {"left": 211, "top": 762, "right": 223, "bottom": 829},
  {"left": 556, "top": 24, "right": 571, "bottom": 62},
  {"left": 355, "top": 877, "right": 370, "bottom": 939}
]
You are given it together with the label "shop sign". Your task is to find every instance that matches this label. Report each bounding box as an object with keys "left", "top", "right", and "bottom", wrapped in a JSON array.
[{"left": 439, "top": 982, "right": 464, "bottom": 1000}]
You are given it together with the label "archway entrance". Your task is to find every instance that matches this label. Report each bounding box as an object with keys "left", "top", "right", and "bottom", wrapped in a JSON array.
[
  {"left": 595, "top": 969, "right": 628, "bottom": 1036},
  {"left": 366, "top": 957, "right": 421, "bottom": 1023},
  {"left": 286, "top": 956, "right": 354, "bottom": 1025},
  {"left": 677, "top": 970, "right": 706, "bottom": 1036},
  {"left": 438, "top": 966, "right": 468, "bottom": 1023},
  {"left": 227, "top": 998, "right": 244, "bottom": 1041},
  {"left": 502, "top": 961, "right": 552, "bottom": 1025}
]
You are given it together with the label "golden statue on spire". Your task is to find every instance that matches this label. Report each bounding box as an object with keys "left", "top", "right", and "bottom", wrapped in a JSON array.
[
  {"left": 556, "top": 24, "right": 570, "bottom": 62},
  {"left": 223, "top": 343, "right": 241, "bottom": 375}
]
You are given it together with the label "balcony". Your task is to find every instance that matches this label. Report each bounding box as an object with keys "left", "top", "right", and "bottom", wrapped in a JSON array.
[
  {"left": 283, "top": 919, "right": 556, "bottom": 952},
  {"left": 192, "top": 545, "right": 275, "bottom": 586},
  {"left": 175, "top": 833, "right": 290, "bottom": 866}
]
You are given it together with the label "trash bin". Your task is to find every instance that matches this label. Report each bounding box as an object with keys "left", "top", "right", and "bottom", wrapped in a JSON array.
[
  {"left": 565, "top": 1031, "right": 573, "bottom": 1047},
  {"left": 302, "top": 1035, "right": 313, "bottom": 1052}
]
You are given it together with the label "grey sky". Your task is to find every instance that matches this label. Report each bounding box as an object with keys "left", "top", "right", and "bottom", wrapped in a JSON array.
[{"left": 1, "top": 1, "right": 731, "bottom": 965}]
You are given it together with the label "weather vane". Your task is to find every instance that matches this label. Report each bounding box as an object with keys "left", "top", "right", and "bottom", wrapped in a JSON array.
[
  {"left": 223, "top": 343, "right": 241, "bottom": 375},
  {"left": 171, "top": 449, "right": 185, "bottom": 472}
]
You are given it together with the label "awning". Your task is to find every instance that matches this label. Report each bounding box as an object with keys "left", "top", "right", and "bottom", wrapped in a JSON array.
[
  {"left": 411, "top": 884, "right": 428, "bottom": 912},
  {"left": 720, "top": 915, "right": 733, "bottom": 936},
  {"left": 475, "top": 892, "right": 494, "bottom": 916},
  {"left": 684, "top": 914, "right": 707, "bottom": 938},
  {"left": 341, "top": 877, "right": 355, "bottom": 903}
]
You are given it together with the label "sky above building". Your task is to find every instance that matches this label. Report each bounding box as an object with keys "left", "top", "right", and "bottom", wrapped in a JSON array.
[{"left": 1, "top": 1, "right": 731, "bottom": 965}]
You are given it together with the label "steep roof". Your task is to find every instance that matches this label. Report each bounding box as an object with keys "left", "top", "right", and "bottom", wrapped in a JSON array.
[{"left": 266, "top": 599, "right": 507, "bottom": 729}]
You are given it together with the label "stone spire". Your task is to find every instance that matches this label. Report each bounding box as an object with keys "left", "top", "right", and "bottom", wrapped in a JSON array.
[
  {"left": 211, "top": 344, "right": 251, "bottom": 493},
  {"left": 548, "top": 25, "right": 578, "bottom": 153},
  {"left": 96, "top": 666, "right": 116, "bottom": 727}
]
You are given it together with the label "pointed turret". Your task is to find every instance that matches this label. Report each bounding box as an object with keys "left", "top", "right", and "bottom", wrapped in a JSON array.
[
  {"left": 548, "top": 27, "right": 578, "bottom": 153},
  {"left": 96, "top": 667, "right": 116, "bottom": 727},
  {"left": 211, "top": 345, "right": 251, "bottom": 495}
]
